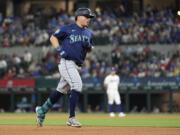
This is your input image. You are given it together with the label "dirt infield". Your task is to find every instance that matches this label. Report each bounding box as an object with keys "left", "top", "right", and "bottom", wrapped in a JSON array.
[
  {"left": 1, "top": 114, "right": 180, "bottom": 119},
  {"left": 0, "top": 125, "right": 180, "bottom": 135},
  {"left": 0, "top": 115, "right": 180, "bottom": 135}
]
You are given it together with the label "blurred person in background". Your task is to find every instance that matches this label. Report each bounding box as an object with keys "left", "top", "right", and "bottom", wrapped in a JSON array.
[
  {"left": 104, "top": 67, "right": 126, "bottom": 117},
  {"left": 0, "top": 56, "right": 7, "bottom": 77}
]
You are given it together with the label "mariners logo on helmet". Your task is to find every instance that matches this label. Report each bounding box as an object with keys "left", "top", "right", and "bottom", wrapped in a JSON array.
[{"left": 75, "top": 8, "right": 95, "bottom": 18}]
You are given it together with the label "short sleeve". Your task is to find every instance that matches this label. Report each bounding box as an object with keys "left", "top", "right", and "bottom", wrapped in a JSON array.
[{"left": 53, "top": 26, "right": 67, "bottom": 41}]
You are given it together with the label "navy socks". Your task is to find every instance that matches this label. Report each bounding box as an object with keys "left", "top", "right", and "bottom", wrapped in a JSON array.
[
  {"left": 69, "top": 90, "right": 80, "bottom": 118},
  {"left": 117, "top": 104, "right": 122, "bottom": 113},
  {"left": 50, "top": 90, "right": 64, "bottom": 104},
  {"left": 109, "top": 104, "right": 113, "bottom": 112},
  {"left": 41, "top": 90, "right": 64, "bottom": 113},
  {"left": 41, "top": 90, "right": 80, "bottom": 118},
  {"left": 109, "top": 104, "right": 122, "bottom": 113}
]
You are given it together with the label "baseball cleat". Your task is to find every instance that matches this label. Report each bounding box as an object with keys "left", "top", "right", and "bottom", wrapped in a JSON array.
[
  {"left": 67, "top": 117, "right": 82, "bottom": 127},
  {"left": 36, "top": 106, "right": 45, "bottom": 127},
  {"left": 118, "top": 112, "right": 126, "bottom": 117},
  {"left": 109, "top": 112, "right": 115, "bottom": 117}
]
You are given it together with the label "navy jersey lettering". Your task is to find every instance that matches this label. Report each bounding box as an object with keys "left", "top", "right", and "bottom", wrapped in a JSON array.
[{"left": 53, "top": 23, "right": 94, "bottom": 64}]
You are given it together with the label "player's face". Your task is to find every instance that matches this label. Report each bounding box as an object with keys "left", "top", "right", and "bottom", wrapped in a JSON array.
[
  {"left": 77, "top": 15, "right": 91, "bottom": 27},
  {"left": 111, "top": 71, "right": 116, "bottom": 75}
]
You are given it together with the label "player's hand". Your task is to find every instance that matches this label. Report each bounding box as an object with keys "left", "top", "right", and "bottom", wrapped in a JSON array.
[
  {"left": 83, "top": 41, "right": 93, "bottom": 52},
  {"left": 59, "top": 50, "right": 67, "bottom": 57},
  {"left": 56, "top": 46, "right": 67, "bottom": 57},
  {"left": 82, "top": 41, "right": 91, "bottom": 48},
  {"left": 56, "top": 46, "right": 62, "bottom": 52}
]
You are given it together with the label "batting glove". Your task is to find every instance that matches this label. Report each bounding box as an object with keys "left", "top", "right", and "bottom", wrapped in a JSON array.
[{"left": 56, "top": 46, "right": 67, "bottom": 57}]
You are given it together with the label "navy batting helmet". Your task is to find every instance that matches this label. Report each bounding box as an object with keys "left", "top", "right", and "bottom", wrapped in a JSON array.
[
  {"left": 111, "top": 67, "right": 116, "bottom": 71},
  {"left": 75, "top": 8, "right": 95, "bottom": 18}
]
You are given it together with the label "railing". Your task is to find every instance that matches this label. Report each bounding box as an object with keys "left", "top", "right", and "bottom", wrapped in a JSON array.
[{"left": 0, "top": 77, "right": 179, "bottom": 112}]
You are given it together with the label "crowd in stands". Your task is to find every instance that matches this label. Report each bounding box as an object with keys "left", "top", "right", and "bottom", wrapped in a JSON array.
[
  {"left": 0, "top": 50, "right": 60, "bottom": 79},
  {"left": 0, "top": 5, "right": 180, "bottom": 79},
  {"left": 94, "top": 6, "right": 180, "bottom": 45},
  {"left": 0, "top": 6, "right": 180, "bottom": 47},
  {"left": 111, "top": 46, "right": 180, "bottom": 78},
  {"left": 0, "top": 46, "right": 180, "bottom": 79}
]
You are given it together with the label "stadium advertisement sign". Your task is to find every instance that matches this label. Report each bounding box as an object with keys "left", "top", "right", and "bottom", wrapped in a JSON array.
[
  {"left": 120, "top": 77, "right": 179, "bottom": 86},
  {"left": 83, "top": 77, "right": 180, "bottom": 89},
  {"left": 0, "top": 79, "right": 35, "bottom": 88}
]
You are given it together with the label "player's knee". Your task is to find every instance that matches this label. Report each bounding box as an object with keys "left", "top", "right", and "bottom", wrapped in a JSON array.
[
  {"left": 116, "top": 100, "right": 121, "bottom": 104},
  {"left": 108, "top": 100, "right": 113, "bottom": 104},
  {"left": 56, "top": 84, "right": 70, "bottom": 94},
  {"left": 72, "top": 81, "right": 82, "bottom": 92}
]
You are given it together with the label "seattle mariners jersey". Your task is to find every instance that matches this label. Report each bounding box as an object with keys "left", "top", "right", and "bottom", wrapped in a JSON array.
[
  {"left": 104, "top": 75, "right": 120, "bottom": 93},
  {"left": 53, "top": 23, "right": 94, "bottom": 65}
]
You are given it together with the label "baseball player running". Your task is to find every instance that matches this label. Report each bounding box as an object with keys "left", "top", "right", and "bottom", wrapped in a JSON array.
[
  {"left": 104, "top": 67, "right": 126, "bottom": 117},
  {"left": 36, "top": 8, "right": 95, "bottom": 127}
]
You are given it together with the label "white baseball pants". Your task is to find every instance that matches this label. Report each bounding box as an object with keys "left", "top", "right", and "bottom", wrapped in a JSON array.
[
  {"left": 56, "top": 58, "right": 82, "bottom": 94},
  {"left": 107, "top": 92, "right": 121, "bottom": 104}
]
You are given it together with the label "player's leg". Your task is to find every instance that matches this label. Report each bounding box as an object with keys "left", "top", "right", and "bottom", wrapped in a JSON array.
[
  {"left": 114, "top": 93, "right": 126, "bottom": 117},
  {"left": 59, "top": 59, "right": 82, "bottom": 127},
  {"left": 36, "top": 77, "right": 69, "bottom": 126},
  {"left": 67, "top": 89, "right": 81, "bottom": 127},
  {"left": 107, "top": 92, "right": 115, "bottom": 117}
]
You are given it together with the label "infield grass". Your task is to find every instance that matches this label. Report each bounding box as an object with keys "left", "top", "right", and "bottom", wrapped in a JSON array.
[{"left": 0, "top": 113, "right": 180, "bottom": 127}]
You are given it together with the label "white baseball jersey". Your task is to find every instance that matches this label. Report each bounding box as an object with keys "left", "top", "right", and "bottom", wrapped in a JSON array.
[
  {"left": 104, "top": 74, "right": 121, "bottom": 104},
  {"left": 104, "top": 74, "right": 120, "bottom": 93}
]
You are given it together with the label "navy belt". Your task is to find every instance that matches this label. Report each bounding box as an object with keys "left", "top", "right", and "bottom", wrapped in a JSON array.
[
  {"left": 75, "top": 62, "right": 82, "bottom": 67},
  {"left": 63, "top": 58, "right": 82, "bottom": 67}
]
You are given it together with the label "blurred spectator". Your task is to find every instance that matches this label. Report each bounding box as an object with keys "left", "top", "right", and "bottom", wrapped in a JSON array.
[
  {"left": 0, "top": 56, "right": 7, "bottom": 77},
  {"left": 12, "top": 53, "right": 21, "bottom": 65},
  {"left": 130, "top": 105, "right": 138, "bottom": 113},
  {"left": 16, "top": 97, "right": 32, "bottom": 113},
  {"left": 0, "top": 108, "right": 5, "bottom": 112},
  {"left": 4, "top": 69, "right": 14, "bottom": 79},
  {"left": 140, "top": 107, "right": 147, "bottom": 113},
  {"left": 23, "top": 50, "right": 32, "bottom": 64},
  {"left": 138, "top": 68, "right": 146, "bottom": 78},
  {"left": 152, "top": 106, "right": 160, "bottom": 113},
  {"left": 17, "top": 68, "right": 25, "bottom": 78}
]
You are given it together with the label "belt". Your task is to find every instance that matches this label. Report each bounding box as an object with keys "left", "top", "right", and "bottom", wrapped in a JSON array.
[
  {"left": 75, "top": 62, "right": 82, "bottom": 67},
  {"left": 62, "top": 58, "right": 82, "bottom": 67}
]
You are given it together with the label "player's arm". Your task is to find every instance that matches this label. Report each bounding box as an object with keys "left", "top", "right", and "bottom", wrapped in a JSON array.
[
  {"left": 104, "top": 83, "right": 108, "bottom": 88},
  {"left": 86, "top": 33, "right": 95, "bottom": 53},
  {"left": 117, "top": 76, "right": 120, "bottom": 86},
  {"left": 50, "top": 35, "right": 60, "bottom": 49},
  {"left": 104, "top": 77, "right": 108, "bottom": 88},
  {"left": 50, "top": 27, "right": 67, "bottom": 56}
]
